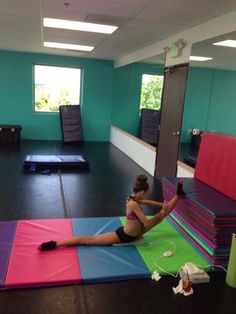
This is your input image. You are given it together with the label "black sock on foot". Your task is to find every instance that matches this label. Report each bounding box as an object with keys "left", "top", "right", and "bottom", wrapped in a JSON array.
[
  {"left": 177, "top": 180, "right": 185, "bottom": 196},
  {"left": 38, "top": 240, "right": 57, "bottom": 251}
]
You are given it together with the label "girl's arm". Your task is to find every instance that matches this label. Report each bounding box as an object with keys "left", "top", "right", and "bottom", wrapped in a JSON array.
[{"left": 138, "top": 199, "right": 163, "bottom": 207}]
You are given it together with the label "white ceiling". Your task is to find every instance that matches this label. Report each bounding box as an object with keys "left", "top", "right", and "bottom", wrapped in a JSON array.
[
  {"left": 144, "top": 31, "right": 236, "bottom": 70},
  {"left": 0, "top": 0, "right": 236, "bottom": 68},
  {"left": 191, "top": 31, "right": 236, "bottom": 70}
]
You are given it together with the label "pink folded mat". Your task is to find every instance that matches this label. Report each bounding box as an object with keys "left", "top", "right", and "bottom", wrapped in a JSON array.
[{"left": 5, "top": 219, "right": 81, "bottom": 288}]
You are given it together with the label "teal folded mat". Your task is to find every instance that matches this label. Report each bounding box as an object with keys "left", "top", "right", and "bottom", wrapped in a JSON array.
[{"left": 72, "top": 217, "right": 149, "bottom": 283}]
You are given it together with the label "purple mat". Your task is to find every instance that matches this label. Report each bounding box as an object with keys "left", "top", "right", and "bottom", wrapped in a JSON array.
[
  {"left": 163, "top": 177, "right": 236, "bottom": 219},
  {"left": 162, "top": 177, "right": 236, "bottom": 267},
  {"left": 163, "top": 186, "right": 215, "bottom": 228},
  {"left": 163, "top": 189, "right": 233, "bottom": 243},
  {"left": 164, "top": 192, "right": 236, "bottom": 248},
  {"left": 174, "top": 210, "right": 231, "bottom": 248},
  {"left": 163, "top": 180, "right": 215, "bottom": 225},
  {"left": 0, "top": 221, "right": 17, "bottom": 287},
  {"left": 172, "top": 211, "right": 216, "bottom": 248},
  {"left": 163, "top": 181, "right": 236, "bottom": 234},
  {"left": 171, "top": 212, "right": 230, "bottom": 254},
  {"left": 167, "top": 217, "right": 228, "bottom": 266}
]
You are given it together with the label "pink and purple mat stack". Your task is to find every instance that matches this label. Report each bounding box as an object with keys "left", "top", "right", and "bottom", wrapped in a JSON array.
[
  {"left": 162, "top": 132, "right": 236, "bottom": 267},
  {"left": 0, "top": 216, "right": 209, "bottom": 290}
]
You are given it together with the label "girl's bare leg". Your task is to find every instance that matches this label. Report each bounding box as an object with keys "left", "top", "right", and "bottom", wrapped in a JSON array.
[
  {"left": 164, "top": 195, "right": 180, "bottom": 216},
  {"left": 39, "top": 232, "right": 121, "bottom": 250},
  {"left": 142, "top": 203, "right": 169, "bottom": 234},
  {"left": 142, "top": 180, "right": 185, "bottom": 234},
  {"left": 57, "top": 232, "right": 120, "bottom": 247},
  {"left": 164, "top": 179, "right": 185, "bottom": 215}
]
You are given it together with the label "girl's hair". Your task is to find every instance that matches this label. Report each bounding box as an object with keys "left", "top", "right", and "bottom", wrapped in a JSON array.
[{"left": 133, "top": 174, "right": 149, "bottom": 192}]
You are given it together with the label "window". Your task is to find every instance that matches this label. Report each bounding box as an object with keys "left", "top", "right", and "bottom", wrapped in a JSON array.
[
  {"left": 140, "top": 74, "right": 164, "bottom": 110},
  {"left": 34, "top": 65, "right": 81, "bottom": 112}
]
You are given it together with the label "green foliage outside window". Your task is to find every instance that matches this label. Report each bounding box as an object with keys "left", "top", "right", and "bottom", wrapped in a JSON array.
[
  {"left": 140, "top": 75, "right": 164, "bottom": 110},
  {"left": 35, "top": 86, "right": 71, "bottom": 112}
]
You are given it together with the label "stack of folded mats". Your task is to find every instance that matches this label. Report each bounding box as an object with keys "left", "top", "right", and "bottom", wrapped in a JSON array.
[
  {"left": 162, "top": 132, "right": 236, "bottom": 267},
  {"left": 162, "top": 177, "right": 236, "bottom": 266}
]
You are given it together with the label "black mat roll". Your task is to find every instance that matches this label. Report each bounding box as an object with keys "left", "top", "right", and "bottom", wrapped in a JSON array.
[{"left": 59, "top": 105, "right": 83, "bottom": 143}]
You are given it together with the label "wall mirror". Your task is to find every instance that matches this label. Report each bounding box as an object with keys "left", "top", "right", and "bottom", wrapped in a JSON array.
[
  {"left": 112, "top": 53, "right": 165, "bottom": 148},
  {"left": 179, "top": 31, "right": 236, "bottom": 168}
]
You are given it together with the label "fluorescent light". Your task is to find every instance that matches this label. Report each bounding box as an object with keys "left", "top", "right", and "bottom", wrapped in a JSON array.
[
  {"left": 213, "top": 39, "right": 236, "bottom": 48},
  {"left": 43, "top": 18, "right": 118, "bottom": 34},
  {"left": 190, "top": 56, "right": 213, "bottom": 61},
  {"left": 44, "top": 42, "right": 94, "bottom": 52}
]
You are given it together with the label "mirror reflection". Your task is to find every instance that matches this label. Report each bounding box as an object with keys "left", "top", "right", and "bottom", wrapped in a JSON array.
[
  {"left": 180, "top": 31, "right": 236, "bottom": 169},
  {"left": 112, "top": 53, "right": 165, "bottom": 147},
  {"left": 112, "top": 31, "right": 236, "bottom": 177}
]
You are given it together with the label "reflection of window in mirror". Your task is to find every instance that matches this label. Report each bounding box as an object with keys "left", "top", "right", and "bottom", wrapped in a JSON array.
[
  {"left": 140, "top": 74, "right": 164, "bottom": 146},
  {"left": 140, "top": 74, "right": 163, "bottom": 110}
]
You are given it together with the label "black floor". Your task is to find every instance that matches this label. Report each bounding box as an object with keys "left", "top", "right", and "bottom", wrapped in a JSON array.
[{"left": 0, "top": 140, "right": 235, "bottom": 314}]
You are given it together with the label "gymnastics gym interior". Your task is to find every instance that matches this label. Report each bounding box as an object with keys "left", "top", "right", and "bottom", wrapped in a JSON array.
[{"left": 0, "top": 1, "right": 236, "bottom": 314}]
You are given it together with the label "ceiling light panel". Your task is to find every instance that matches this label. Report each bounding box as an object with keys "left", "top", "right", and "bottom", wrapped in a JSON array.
[
  {"left": 44, "top": 41, "right": 94, "bottom": 51},
  {"left": 190, "top": 56, "right": 213, "bottom": 61},
  {"left": 43, "top": 28, "right": 107, "bottom": 46},
  {"left": 43, "top": 17, "right": 118, "bottom": 34},
  {"left": 213, "top": 40, "right": 236, "bottom": 48}
]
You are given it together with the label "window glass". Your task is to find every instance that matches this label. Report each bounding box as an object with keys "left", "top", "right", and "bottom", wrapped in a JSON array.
[
  {"left": 140, "top": 74, "right": 164, "bottom": 110},
  {"left": 34, "top": 65, "right": 81, "bottom": 112}
]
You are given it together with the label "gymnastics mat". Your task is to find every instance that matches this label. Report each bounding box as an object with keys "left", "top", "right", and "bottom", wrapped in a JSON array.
[
  {"left": 168, "top": 216, "right": 228, "bottom": 265},
  {"left": 1, "top": 217, "right": 210, "bottom": 290},
  {"left": 23, "top": 155, "right": 89, "bottom": 171},
  {"left": 162, "top": 176, "right": 236, "bottom": 266},
  {"left": 72, "top": 217, "right": 149, "bottom": 282},
  {"left": 0, "top": 221, "right": 17, "bottom": 287},
  {"left": 5, "top": 219, "right": 81, "bottom": 289},
  {"left": 172, "top": 211, "right": 230, "bottom": 251},
  {"left": 195, "top": 132, "right": 236, "bottom": 201},
  {"left": 172, "top": 210, "right": 231, "bottom": 251},
  {"left": 163, "top": 176, "right": 236, "bottom": 220},
  {"left": 164, "top": 186, "right": 236, "bottom": 240},
  {"left": 59, "top": 105, "right": 83, "bottom": 143},
  {"left": 119, "top": 217, "right": 209, "bottom": 274}
]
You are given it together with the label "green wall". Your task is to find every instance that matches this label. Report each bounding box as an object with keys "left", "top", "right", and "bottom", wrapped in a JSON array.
[
  {"left": 181, "top": 67, "right": 236, "bottom": 143},
  {"left": 112, "top": 64, "right": 236, "bottom": 143},
  {"left": 1, "top": 49, "right": 236, "bottom": 143},
  {"left": 111, "top": 62, "right": 164, "bottom": 137},
  {"left": 0, "top": 50, "right": 113, "bottom": 141}
]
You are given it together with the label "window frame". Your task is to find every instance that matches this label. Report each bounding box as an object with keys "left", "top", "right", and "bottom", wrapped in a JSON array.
[
  {"left": 140, "top": 73, "right": 164, "bottom": 111},
  {"left": 33, "top": 63, "right": 82, "bottom": 114}
]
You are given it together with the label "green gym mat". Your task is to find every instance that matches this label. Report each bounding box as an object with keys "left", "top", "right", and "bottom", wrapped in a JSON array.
[{"left": 119, "top": 217, "right": 209, "bottom": 275}]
